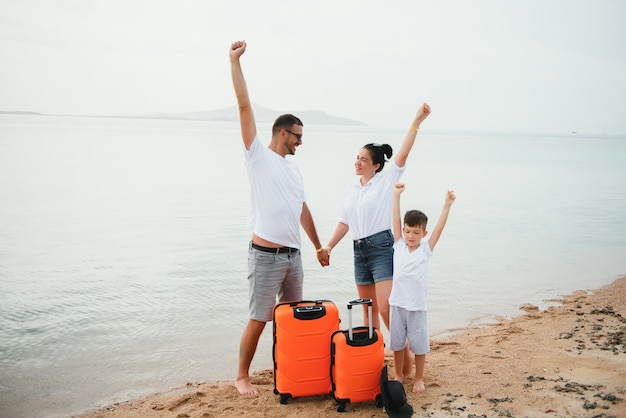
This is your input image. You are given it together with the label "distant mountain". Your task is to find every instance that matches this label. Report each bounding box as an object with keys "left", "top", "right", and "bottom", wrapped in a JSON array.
[
  {"left": 0, "top": 110, "right": 44, "bottom": 116},
  {"left": 1, "top": 105, "right": 367, "bottom": 126},
  {"left": 134, "top": 103, "right": 366, "bottom": 126}
]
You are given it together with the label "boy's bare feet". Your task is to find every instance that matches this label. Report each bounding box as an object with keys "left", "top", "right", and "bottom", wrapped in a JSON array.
[
  {"left": 412, "top": 379, "right": 425, "bottom": 393},
  {"left": 235, "top": 377, "right": 259, "bottom": 395},
  {"left": 394, "top": 373, "right": 405, "bottom": 383}
]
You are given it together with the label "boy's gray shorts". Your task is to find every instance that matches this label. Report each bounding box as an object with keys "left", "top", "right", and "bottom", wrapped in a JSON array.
[{"left": 389, "top": 305, "right": 430, "bottom": 355}]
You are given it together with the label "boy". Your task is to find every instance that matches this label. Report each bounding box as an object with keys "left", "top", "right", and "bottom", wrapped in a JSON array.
[{"left": 389, "top": 183, "right": 455, "bottom": 393}]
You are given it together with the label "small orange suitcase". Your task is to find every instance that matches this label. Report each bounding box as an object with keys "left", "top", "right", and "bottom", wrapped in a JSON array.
[
  {"left": 272, "top": 300, "right": 340, "bottom": 404},
  {"left": 330, "top": 298, "right": 384, "bottom": 412}
]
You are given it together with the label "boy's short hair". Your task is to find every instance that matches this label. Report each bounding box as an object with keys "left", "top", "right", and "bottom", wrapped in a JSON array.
[{"left": 404, "top": 210, "right": 428, "bottom": 229}]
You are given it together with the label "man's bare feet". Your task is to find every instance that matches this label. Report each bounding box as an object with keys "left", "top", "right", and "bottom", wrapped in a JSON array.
[
  {"left": 235, "top": 377, "right": 259, "bottom": 396},
  {"left": 412, "top": 379, "right": 425, "bottom": 393}
]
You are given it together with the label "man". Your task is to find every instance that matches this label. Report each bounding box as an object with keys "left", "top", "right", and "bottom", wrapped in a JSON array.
[{"left": 229, "top": 40, "right": 330, "bottom": 396}]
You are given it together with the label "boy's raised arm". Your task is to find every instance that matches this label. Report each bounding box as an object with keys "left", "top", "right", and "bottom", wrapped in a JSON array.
[
  {"left": 428, "top": 189, "right": 455, "bottom": 250},
  {"left": 392, "top": 183, "right": 405, "bottom": 244},
  {"left": 229, "top": 40, "right": 257, "bottom": 150}
]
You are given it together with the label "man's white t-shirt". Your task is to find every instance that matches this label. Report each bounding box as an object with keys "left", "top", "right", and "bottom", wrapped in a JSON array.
[{"left": 244, "top": 135, "right": 305, "bottom": 249}]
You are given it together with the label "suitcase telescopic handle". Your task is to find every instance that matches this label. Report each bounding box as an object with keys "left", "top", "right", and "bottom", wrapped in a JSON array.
[
  {"left": 348, "top": 298, "right": 373, "bottom": 307},
  {"left": 347, "top": 298, "right": 373, "bottom": 340}
]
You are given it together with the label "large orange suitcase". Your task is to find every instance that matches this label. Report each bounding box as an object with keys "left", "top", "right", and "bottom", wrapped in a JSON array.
[
  {"left": 330, "top": 298, "right": 384, "bottom": 412},
  {"left": 272, "top": 300, "right": 340, "bottom": 404}
]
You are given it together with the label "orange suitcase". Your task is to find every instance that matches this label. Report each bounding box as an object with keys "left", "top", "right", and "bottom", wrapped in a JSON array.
[
  {"left": 272, "top": 300, "right": 340, "bottom": 404},
  {"left": 330, "top": 298, "right": 384, "bottom": 412}
]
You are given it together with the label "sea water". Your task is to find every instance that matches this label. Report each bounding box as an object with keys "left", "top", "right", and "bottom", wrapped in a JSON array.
[{"left": 1, "top": 114, "right": 625, "bottom": 417}]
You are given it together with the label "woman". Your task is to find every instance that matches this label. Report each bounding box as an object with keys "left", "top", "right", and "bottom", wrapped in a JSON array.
[{"left": 325, "top": 103, "right": 431, "bottom": 371}]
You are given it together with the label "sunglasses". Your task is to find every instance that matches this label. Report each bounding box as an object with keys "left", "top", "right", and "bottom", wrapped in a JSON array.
[{"left": 283, "top": 129, "right": 303, "bottom": 142}]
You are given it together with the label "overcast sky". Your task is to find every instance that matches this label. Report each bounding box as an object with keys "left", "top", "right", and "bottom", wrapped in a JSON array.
[{"left": 1, "top": 0, "right": 625, "bottom": 134}]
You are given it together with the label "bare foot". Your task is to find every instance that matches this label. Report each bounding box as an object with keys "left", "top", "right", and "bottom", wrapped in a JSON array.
[
  {"left": 412, "top": 379, "right": 425, "bottom": 393},
  {"left": 235, "top": 377, "right": 259, "bottom": 395},
  {"left": 394, "top": 373, "right": 405, "bottom": 383}
]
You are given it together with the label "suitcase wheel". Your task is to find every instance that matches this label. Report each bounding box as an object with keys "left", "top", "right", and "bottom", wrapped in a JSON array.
[
  {"left": 279, "top": 394, "right": 291, "bottom": 405},
  {"left": 336, "top": 402, "right": 346, "bottom": 412},
  {"left": 273, "top": 388, "right": 278, "bottom": 395},
  {"left": 375, "top": 394, "right": 383, "bottom": 408}
]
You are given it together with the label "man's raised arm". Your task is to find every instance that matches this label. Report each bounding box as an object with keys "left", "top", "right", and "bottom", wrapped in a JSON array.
[{"left": 229, "top": 40, "right": 256, "bottom": 150}]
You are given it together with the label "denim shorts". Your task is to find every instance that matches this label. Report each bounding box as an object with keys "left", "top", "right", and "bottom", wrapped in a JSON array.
[
  {"left": 247, "top": 246, "right": 303, "bottom": 322},
  {"left": 353, "top": 229, "right": 394, "bottom": 285}
]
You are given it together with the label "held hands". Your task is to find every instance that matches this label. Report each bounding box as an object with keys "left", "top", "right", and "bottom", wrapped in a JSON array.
[
  {"left": 316, "top": 248, "right": 330, "bottom": 267},
  {"left": 230, "top": 40, "right": 247, "bottom": 62}
]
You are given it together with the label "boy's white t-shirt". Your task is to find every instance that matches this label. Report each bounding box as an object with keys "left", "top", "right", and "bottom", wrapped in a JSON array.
[
  {"left": 244, "top": 135, "right": 305, "bottom": 249},
  {"left": 389, "top": 238, "right": 432, "bottom": 311},
  {"left": 339, "top": 161, "right": 406, "bottom": 240}
]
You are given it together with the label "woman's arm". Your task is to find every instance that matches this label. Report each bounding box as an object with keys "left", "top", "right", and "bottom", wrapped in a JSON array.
[{"left": 394, "top": 103, "right": 431, "bottom": 167}]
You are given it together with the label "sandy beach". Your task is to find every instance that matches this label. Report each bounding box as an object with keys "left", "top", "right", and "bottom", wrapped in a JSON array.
[{"left": 77, "top": 277, "right": 626, "bottom": 418}]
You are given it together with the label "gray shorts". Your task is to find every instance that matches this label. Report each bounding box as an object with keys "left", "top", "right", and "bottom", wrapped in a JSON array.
[
  {"left": 247, "top": 246, "right": 303, "bottom": 322},
  {"left": 389, "top": 305, "right": 430, "bottom": 355}
]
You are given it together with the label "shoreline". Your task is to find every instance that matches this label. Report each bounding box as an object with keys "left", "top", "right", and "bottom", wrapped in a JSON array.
[{"left": 77, "top": 277, "right": 626, "bottom": 418}]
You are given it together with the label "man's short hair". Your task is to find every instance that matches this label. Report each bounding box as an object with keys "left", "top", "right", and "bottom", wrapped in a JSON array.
[{"left": 272, "top": 114, "right": 303, "bottom": 135}]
